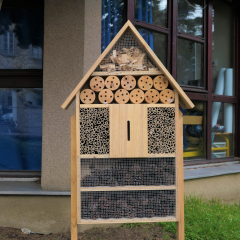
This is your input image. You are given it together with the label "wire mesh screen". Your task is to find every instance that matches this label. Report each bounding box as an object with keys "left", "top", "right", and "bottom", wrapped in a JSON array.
[
  {"left": 81, "top": 190, "right": 176, "bottom": 220},
  {"left": 81, "top": 158, "right": 175, "bottom": 187},
  {"left": 80, "top": 107, "right": 109, "bottom": 155},
  {"left": 95, "top": 29, "right": 159, "bottom": 73},
  {"left": 148, "top": 107, "right": 176, "bottom": 154}
]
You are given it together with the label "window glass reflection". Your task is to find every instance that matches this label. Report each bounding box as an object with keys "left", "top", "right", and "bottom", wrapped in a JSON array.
[
  {"left": 183, "top": 100, "right": 206, "bottom": 160},
  {"left": 101, "top": 0, "right": 125, "bottom": 52},
  {"left": 137, "top": 27, "right": 167, "bottom": 67},
  {"left": 212, "top": 102, "right": 235, "bottom": 158},
  {"left": 212, "top": 1, "right": 235, "bottom": 96},
  {"left": 0, "top": 8, "right": 43, "bottom": 69},
  {"left": 178, "top": 0, "right": 203, "bottom": 37},
  {"left": 0, "top": 88, "right": 42, "bottom": 170},
  {"left": 135, "top": 0, "right": 168, "bottom": 28},
  {"left": 177, "top": 38, "right": 203, "bottom": 86}
]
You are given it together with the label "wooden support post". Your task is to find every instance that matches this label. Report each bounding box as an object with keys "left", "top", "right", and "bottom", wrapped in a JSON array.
[
  {"left": 175, "top": 90, "right": 184, "bottom": 240},
  {"left": 71, "top": 112, "right": 77, "bottom": 240}
]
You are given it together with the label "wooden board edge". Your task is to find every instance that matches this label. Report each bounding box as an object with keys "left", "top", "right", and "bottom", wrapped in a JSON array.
[{"left": 71, "top": 112, "right": 77, "bottom": 240}]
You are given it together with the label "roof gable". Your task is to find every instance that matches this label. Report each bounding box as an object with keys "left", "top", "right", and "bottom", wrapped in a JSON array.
[{"left": 62, "top": 20, "right": 194, "bottom": 109}]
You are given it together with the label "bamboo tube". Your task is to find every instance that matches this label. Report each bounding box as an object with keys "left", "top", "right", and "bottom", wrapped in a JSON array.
[
  {"left": 159, "top": 89, "right": 175, "bottom": 104},
  {"left": 90, "top": 76, "right": 105, "bottom": 92},
  {"left": 98, "top": 89, "right": 114, "bottom": 104},
  {"left": 80, "top": 89, "right": 96, "bottom": 104},
  {"left": 130, "top": 88, "right": 144, "bottom": 104},
  {"left": 137, "top": 75, "right": 153, "bottom": 90},
  {"left": 115, "top": 89, "right": 130, "bottom": 104}
]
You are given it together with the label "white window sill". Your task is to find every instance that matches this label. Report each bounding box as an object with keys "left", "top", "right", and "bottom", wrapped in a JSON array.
[{"left": 0, "top": 161, "right": 240, "bottom": 195}]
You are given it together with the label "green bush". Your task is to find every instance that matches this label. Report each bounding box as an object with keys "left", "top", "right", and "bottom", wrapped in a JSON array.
[{"left": 158, "top": 195, "right": 240, "bottom": 240}]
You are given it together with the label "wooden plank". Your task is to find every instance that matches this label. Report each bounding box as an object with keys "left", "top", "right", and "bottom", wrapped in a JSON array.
[
  {"left": 81, "top": 185, "right": 176, "bottom": 192},
  {"left": 80, "top": 104, "right": 109, "bottom": 108},
  {"left": 79, "top": 216, "right": 177, "bottom": 224},
  {"left": 183, "top": 116, "right": 202, "bottom": 125},
  {"left": 148, "top": 153, "right": 176, "bottom": 158},
  {"left": 80, "top": 154, "right": 110, "bottom": 159},
  {"left": 127, "top": 21, "right": 194, "bottom": 110},
  {"left": 61, "top": 21, "right": 130, "bottom": 110},
  {"left": 71, "top": 112, "right": 77, "bottom": 240},
  {"left": 76, "top": 92, "right": 81, "bottom": 225},
  {"left": 91, "top": 70, "right": 163, "bottom": 76},
  {"left": 175, "top": 90, "right": 184, "bottom": 240},
  {"left": 110, "top": 104, "right": 148, "bottom": 158}
]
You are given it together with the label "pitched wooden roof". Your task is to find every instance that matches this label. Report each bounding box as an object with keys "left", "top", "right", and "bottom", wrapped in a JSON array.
[{"left": 62, "top": 20, "right": 194, "bottom": 110}]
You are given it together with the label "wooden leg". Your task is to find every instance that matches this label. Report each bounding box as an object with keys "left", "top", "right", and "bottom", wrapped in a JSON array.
[
  {"left": 71, "top": 112, "right": 78, "bottom": 240},
  {"left": 177, "top": 109, "right": 184, "bottom": 240}
]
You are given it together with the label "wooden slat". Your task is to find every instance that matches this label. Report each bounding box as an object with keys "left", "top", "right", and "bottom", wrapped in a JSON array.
[
  {"left": 175, "top": 90, "right": 184, "bottom": 240},
  {"left": 76, "top": 92, "right": 81, "bottom": 224},
  {"left": 81, "top": 185, "right": 176, "bottom": 192},
  {"left": 183, "top": 116, "right": 203, "bottom": 125},
  {"left": 71, "top": 112, "right": 77, "bottom": 240},
  {"left": 148, "top": 153, "right": 176, "bottom": 158},
  {"left": 79, "top": 216, "right": 177, "bottom": 224},
  {"left": 110, "top": 104, "right": 148, "bottom": 158},
  {"left": 80, "top": 154, "right": 110, "bottom": 159},
  {"left": 91, "top": 70, "right": 163, "bottom": 76}
]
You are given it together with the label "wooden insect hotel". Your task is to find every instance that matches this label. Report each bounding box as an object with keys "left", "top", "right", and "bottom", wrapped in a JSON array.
[{"left": 62, "top": 21, "right": 194, "bottom": 240}]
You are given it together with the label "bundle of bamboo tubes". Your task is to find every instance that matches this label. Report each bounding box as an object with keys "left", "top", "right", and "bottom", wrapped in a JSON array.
[{"left": 80, "top": 75, "right": 175, "bottom": 104}]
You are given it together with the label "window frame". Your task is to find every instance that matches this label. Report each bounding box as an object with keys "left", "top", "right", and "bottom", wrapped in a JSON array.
[
  {"left": 127, "top": 0, "right": 240, "bottom": 165},
  {"left": 0, "top": 0, "right": 44, "bottom": 176}
]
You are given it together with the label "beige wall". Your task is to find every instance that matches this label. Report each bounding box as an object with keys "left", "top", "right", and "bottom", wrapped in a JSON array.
[{"left": 41, "top": 0, "right": 101, "bottom": 190}]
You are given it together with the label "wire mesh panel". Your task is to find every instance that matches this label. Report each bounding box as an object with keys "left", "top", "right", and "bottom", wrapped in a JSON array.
[
  {"left": 81, "top": 158, "right": 175, "bottom": 187},
  {"left": 148, "top": 107, "right": 176, "bottom": 154},
  {"left": 80, "top": 107, "right": 109, "bottom": 155},
  {"left": 95, "top": 29, "right": 159, "bottom": 73},
  {"left": 81, "top": 190, "right": 176, "bottom": 221}
]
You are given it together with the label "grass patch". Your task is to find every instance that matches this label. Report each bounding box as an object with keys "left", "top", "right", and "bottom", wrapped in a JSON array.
[{"left": 158, "top": 194, "right": 240, "bottom": 240}]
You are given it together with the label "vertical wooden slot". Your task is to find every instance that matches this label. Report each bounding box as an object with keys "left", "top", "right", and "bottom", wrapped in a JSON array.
[{"left": 127, "top": 120, "right": 130, "bottom": 141}]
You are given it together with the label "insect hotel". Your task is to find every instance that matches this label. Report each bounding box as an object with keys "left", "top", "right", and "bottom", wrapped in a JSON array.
[{"left": 62, "top": 21, "right": 194, "bottom": 240}]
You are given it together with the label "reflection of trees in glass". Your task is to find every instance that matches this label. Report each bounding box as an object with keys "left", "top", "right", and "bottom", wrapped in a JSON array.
[
  {"left": 0, "top": 8, "right": 43, "bottom": 49},
  {"left": 178, "top": 0, "right": 203, "bottom": 37},
  {"left": 135, "top": 0, "right": 168, "bottom": 28},
  {"left": 101, "top": 0, "right": 125, "bottom": 51}
]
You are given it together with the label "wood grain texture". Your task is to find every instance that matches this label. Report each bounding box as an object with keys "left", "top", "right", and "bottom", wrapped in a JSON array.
[
  {"left": 137, "top": 75, "right": 153, "bottom": 90},
  {"left": 80, "top": 216, "right": 177, "bottom": 224},
  {"left": 153, "top": 75, "right": 168, "bottom": 91},
  {"left": 121, "top": 75, "right": 136, "bottom": 90},
  {"left": 91, "top": 70, "right": 163, "bottom": 76},
  {"left": 81, "top": 185, "right": 176, "bottom": 192},
  {"left": 159, "top": 89, "right": 175, "bottom": 104},
  {"left": 144, "top": 89, "right": 160, "bottom": 104},
  {"left": 110, "top": 104, "right": 148, "bottom": 158},
  {"left": 115, "top": 89, "right": 130, "bottom": 104},
  {"left": 90, "top": 76, "right": 105, "bottom": 92},
  {"left": 129, "top": 88, "right": 145, "bottom": 104},
  {"left": 71, "top": 112, "right": 77, "bottom": 240},
  {"left": 98, "top": 89, "right": 114, "bottom": 104},
  {"left": 105, "top": 75, "right": 120, "bottom": 90},
  {"left": 80, "top": 89, "right": 95, "bottom": 104},
  {"left": 174, "top": 90, "right": 184, "bottom": 240}
]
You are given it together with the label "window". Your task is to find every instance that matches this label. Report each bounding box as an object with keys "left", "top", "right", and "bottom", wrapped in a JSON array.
[
  {"left": 0, "top": 0, "right": 44, "bottom": 171},
  {"left": 102, "top": 0, "right": 239, "bottom": 164}
]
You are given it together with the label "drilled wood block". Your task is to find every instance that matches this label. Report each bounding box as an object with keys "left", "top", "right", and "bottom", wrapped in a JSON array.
[
  {"left": 105, "top": 76, "right": 120, "bottom": 90},
  {"left": 115, "top": 89, "right": 130, "bottom": 104},
  {"left": 159, "top": 89, "right": 175, "bottom": 104},
  {"left": 121, "top": 75, "right": 136, "bottom": 90},
  {"left": 90, "top": 76, "right": 105, "bottom": 92},
  {"left": 137, "top": 75, "right": 153, "bottom": 91},
  {"left": 98, "top": 89, "right": 114, "bottom": 104},
  {"left": 153, "top": 75, "right": 168, "bottom": 91},
  {"left": 145, "top": 89, "right": 159, "bottom": 104},
  {"left": 80, "top": 89, "right": 96, "bottom": 104},
  {"left": 129, "top": 88, "right": 144, "bottom": 104}
]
